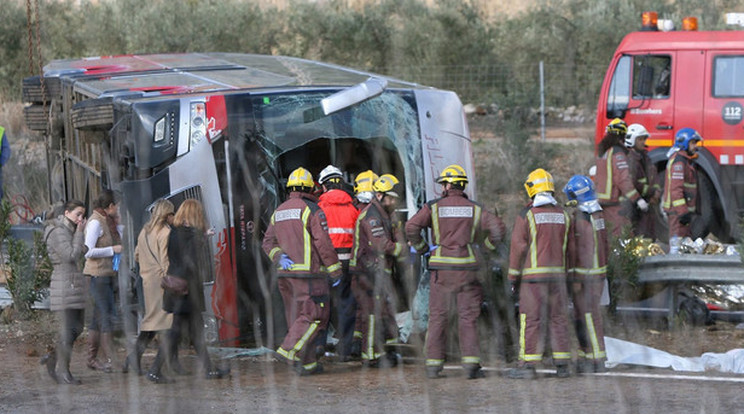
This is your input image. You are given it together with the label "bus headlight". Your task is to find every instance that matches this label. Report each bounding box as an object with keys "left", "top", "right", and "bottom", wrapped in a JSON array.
[{"left": 153, "top": 116, "right": 166, "bottom": 143}]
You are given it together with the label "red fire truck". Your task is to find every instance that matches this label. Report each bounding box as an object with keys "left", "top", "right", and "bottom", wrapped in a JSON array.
[
  {"left": 23, "top": 53, "right": 476, "bottom": 347},
  {"left": 594, "top": 13, "right": 744, "bottom": 242}
]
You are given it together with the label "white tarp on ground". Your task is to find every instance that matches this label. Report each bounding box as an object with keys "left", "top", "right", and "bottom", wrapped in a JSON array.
[{"left": 605, "top": 336, "right": 744, "bottom": 374}]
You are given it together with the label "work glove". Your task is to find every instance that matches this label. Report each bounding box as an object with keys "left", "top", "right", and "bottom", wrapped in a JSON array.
[
  {"left": 428, "top": 245, "right": 438, "bottom": 254},
  {"left": 679, "top": 212, "right": 693, "bottom": 226},
  {"left": 278, "top": 254, "right": 294, "bottom": 270},
  {"left": 636, "top": 198, "right": 649, "bottom": 212},
  {"left": 329, "top": 276, "right": 341, "bottom": 287}
]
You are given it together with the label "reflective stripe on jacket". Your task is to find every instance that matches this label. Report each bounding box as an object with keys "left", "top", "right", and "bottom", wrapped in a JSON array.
[
  {"left": 662, "top": 153, "right": 697, "bottom": 215},
  {"left": 350, "top": 198, "right": 405, "bottom": 275},
  {"left": 262, "top": 192, "right": 342, "bottom": 278},
  {"left": 594, "top": 146, "right": 640, "bottom": 205},
  {"left": 508, "top": 203, "right": 570, "bottom": 282},
  {"left": 318, "top": 189, "right": 359, "bottom": 250},
  {"left": 405, "top": 189, "right": 505, "bottom": 270},
  {"left": 567, "top": 209, "right": 608, "bottom": 282},
  {"left": 628, "top": 149, "right": 660, "bottom": 199}
]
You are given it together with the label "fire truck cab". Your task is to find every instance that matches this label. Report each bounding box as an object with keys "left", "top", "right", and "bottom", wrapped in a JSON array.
[{"left": 595, "top": 14, "right": 744, "bottom": 242}]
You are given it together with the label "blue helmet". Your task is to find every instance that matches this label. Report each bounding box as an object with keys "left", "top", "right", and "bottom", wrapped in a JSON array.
[
  {"left": 563, "top": 175, "right": 597, "bottom": 203},
  {"left": 673, "top": 128, "right": 702, "bottom": 151}
]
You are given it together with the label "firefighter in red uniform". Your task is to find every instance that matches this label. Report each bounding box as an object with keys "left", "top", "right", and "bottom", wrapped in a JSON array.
[
  {"left": 663, "top": 128, "right": 703, "bottom": 241},
  {"left": 563, "top": 175, "right": 609, "bottom": 374},
  {"left": 594, "top": 118, "right": 648, "bottom": 238},
  {"left": 349, "top": 169, "right": 379, "bottom": 355},
  {"left": 406, "top": 164, "right": 505, "bottom": 380},
  {"left": 262, "top": 167, "right": 342, "bottom": 376},
  {"left": 507, "top": 168, "right": 572, "bottom": 379},
  {"left": 317, "top": 165, "right": 360, "bottom": 360},
  {"left": 625, "top": 124, "right": 661, "bottom": 239},
  {"left": 350, "top": 174, "right": 405, "bottom": 368}
]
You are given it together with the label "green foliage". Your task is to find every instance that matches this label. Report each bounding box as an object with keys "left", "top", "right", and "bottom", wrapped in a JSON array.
[{"left": 606, "top": 228, "right": 646, "bottom": 313}]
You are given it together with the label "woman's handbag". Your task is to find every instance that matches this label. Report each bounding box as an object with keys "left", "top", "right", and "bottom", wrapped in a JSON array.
[{"left": 161, "top": 275, "right": 188, "bottom": 296}]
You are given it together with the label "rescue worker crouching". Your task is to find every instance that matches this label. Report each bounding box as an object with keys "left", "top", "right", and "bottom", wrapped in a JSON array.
[
  {"left": 317, "top": 165, "right": 360, "bottom": 361},
  {"left": 405, "top": 164, "right": 506, "bottom": 380},
  {"left": 507, "top": 168, "right": 572, "bottom": 379},
  {"left": 563, "top": 175, "right": 609, "bottom": 374},
  {"left": 625, "top": 124, "right": 661, "bottom": 239},
  {"left": 594, "top": 118, "right": 648, "bottom": 238},
  {"left": 262, "top": 167, "right": 343, "bottom": 376},
  {"left": 663, "top": 128, "right": 703, "bottom": 244},
  {"left": 350, "top": 174, "right": 406, "bottom": 368}
]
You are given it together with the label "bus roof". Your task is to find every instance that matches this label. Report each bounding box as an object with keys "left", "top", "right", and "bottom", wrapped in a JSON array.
[
  {"left": 42, "top": 53, "right": 427, "bottom": 98},
  {"left": 616, "top": 30, "right": 744, "bottom": 54}
]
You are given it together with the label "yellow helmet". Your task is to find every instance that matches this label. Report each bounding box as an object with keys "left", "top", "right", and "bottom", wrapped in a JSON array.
[
  {"left": 372, "top": 174, "right": 400, "bottom": 197},
  {"left": 524, "top": 168, "right": 555, "bottom": 198},
  {"left": 354, "top": 170, "right": 379, "bottom": 194},
  {"left": 286, "top": 167, "right": 314, "bottom": 189},
  {"left": 436, "top": 164, "right": 468, "bottom": 184},
  {"left": 605, "top": 118, "right": 628, "bottom": 136}
]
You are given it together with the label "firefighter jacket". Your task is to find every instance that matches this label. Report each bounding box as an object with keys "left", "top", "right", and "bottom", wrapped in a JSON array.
[
  {"left": 628, "top": 149, "right": 660, "bottom": 200},
  {"left": 405, "top": 188, "right": 506, "bottom": 270},
  {"left": 318, "top": 189, "right": 360, "bottom": 259},
  {"left": 662, "top": 152, "right": 698, "bottom": 216},
  {"left": 350, "top": 198, "right": 406, "bottom": 276},
  {"left": 262, "top": 192, "right": 342, "bottom": 279},
  {"left": 595, "top": 145, "right": 640, "bottom": 205},
  {"left": 567, "top": 209, "right": 608, "bottom": 282},
  {"left": 508, "top": 203, "right": 570, "bottom": 282}
]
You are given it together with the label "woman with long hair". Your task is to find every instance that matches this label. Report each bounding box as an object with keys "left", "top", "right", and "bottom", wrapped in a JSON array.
[
  {"left": 83, "top": 189, "right": 123, "bottom": 372},
  {"left": 123, "top": 199, "right": 174, "bottom": 375},
  {"left": 41, "top": 200, "right": 88, "bottom": 384},
  {"left": 147, "top": 198, "right": 228, "bottom": 383}
]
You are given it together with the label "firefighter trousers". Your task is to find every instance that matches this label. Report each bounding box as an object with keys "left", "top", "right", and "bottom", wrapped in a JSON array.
[
  {"left": 351, "top": 271, "right": 398, "bottom": 362},
  {"left": 570, "top": 280, "right": 606, "bottom": 362},
  {"left": 277, "top": 277, "right": 330, "bottom": 370},
  {"left": 602, "top": 204, "right": 631, "bottom": 239},
  {"left": 667, "top": 212, "right": 692, "bottom": 239},
  {"left": 517, "top": 281, "right": 571, "bottom": 367},
  {"left": 426, "top": 269, "right": 483, "bottom": 368}
]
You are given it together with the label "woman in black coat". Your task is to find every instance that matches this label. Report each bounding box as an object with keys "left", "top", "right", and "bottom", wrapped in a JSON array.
[{"left": 147, "top": 198, "right": 228, "bottom": 383}]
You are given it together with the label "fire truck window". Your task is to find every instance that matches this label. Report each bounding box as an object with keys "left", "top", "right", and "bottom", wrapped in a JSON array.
[
  {"left": 713, "top": 56, "right": 744, "bottom": 97},
  {"left": 632, "top": 55, "right": 671, "bottom": 99},
  {"left": 607, "top": 55, "right": 631, "bottom": 117}
]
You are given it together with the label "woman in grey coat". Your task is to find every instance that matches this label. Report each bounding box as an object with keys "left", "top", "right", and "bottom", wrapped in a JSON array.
[{"left": 40, "top": 200, "right": 88, "bottom": 384}]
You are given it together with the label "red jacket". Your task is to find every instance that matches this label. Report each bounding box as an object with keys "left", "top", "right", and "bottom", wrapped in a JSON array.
[
  {"left": 350, "top": 198, "right": 405, "bottom": 276},
  {"left": 628, "top": 149, "right": 660, "bottom": 201},
  {"left": 662, "top": 152, "right": 697, "bottom": 216},
  {"left": 594, "top": 146, "right": 640, "bottom": 205},
  {"left": 508, "top": 203, "right": 570, "bottom": 282},
  {"left": 318, "top": 189, "right": 360, "bottom": 255},
  {"left": 262, "top": 192, "right": 342, "bottom": 278},
  {"left": 567, "top": 209, "right": 608, "bottom": 282},
  {"left": 405, "top": 189, "right": 505, "bottom": 270}
]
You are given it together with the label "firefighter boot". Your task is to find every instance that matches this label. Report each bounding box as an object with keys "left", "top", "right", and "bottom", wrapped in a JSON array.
[
  {"left": 86, "top": 330, "right": 106, "bottom": 371},
  {"left": 594, "top": 361, "right": 608, "bottom": 373},
  {"left": 506, "top": 365, "right": 536, "bottom": 380},
  {"left": 575, "top": 359, "right": 593, "bottom": 374},
  {"left": 426, "top": 365, "right": 444, "bottom": 379},
  {"left": 556, "top": 364, "right": 571, "bottom": 378},
  {"left": 464, "top": 363, "right": 485, "bottom": 380}
]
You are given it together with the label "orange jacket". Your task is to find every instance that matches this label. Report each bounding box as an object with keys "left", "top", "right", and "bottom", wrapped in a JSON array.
[{"left": 318, "top": 189, "right": 359, "bottom": 254}]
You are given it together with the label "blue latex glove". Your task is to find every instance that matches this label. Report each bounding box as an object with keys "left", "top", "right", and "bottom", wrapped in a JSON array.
[
  {"left": 429, "top": 245, "right": 438, "bottom": 253},
  {"left": 279, "top": 254, "right": 294, "bottom": 270},
  {"left": 409, "top": 246, "right": 419, "bottom": 254},
  {"left": 331, "top": 278, "right": 341, "bottom": 287}
]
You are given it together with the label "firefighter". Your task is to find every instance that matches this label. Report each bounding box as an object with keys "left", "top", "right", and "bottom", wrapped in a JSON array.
[
  {"left": 563, "top": 175, "right": 609, "bottom": 374},
  {"left": 350, "top": 174, "right": 405, "bottom": 368},
  {"left": 405, "top": 164, "right": 505, "bottom": 380},
  {"left": 262, "top": 167, "right": 342, "bottom": 376},
  {"left": 349, "top": 169, "right": 379, "bottom": 354},
  {"left": 663, "top": 128, "right": 703, "bottom": 242},
  {"left": 317, "top": 165, "right": 360, "bottom": 360},
  {"left": 594, "top": 118, "right": 648, "bottom": 238},
  {"left": 507, "top": 168, "right": 572, "bottom": 379},
  {"left": 625, "top": 123, "right": 661, "bottom": 239}
]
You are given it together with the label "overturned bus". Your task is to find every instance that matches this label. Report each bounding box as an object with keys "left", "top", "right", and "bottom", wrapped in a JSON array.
[{"left": 22, "top": 53, "right": 476, "bottom": 347}]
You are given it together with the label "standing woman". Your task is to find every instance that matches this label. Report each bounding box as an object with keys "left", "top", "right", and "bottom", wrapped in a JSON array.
[
  {"left": 123, "top": 199, "right": 174, "bottom": 375},
  {"left": 83, "top": 190, "right": 123, "bottom": 372},
  {"left": 41, "top": 200, "right": 88, "bottom": 384},
  {"left": 147, "top": 199, "right": 227, "bottom": 383}
]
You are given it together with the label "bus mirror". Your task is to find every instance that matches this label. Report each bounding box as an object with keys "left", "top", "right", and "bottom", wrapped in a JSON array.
[
  {"left": 607, "top": 108, "right": 627, "bottom": 119},
  {"left": 321, "top": 77, "right": 387, "bottom": 116}
]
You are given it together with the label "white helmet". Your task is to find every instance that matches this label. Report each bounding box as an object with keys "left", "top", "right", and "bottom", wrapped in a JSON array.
[
  {"left": 318, "top": 165, "right": 343, "bottom": 184},
  {"left": 625, "top": 123, "right": 649, "bottom": 148}
]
